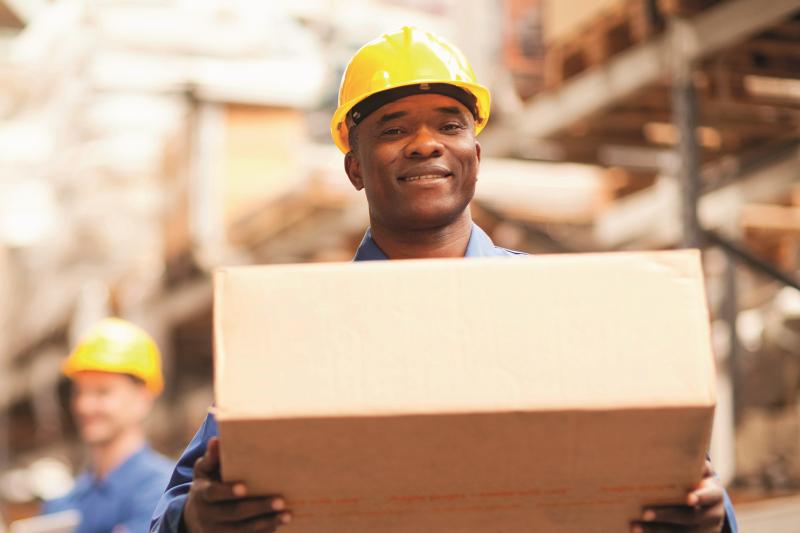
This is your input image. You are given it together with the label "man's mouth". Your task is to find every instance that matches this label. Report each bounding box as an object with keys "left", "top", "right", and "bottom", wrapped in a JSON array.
[{"left": 398, "top": 172, "right": 452, "bottom": 182}]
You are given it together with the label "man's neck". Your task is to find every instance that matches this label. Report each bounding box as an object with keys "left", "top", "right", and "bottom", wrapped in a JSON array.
[
  {"left": 369, "top": 213, "right": 473, "bottom": 260},
  {"left": 89, "top": 429, "right": 146, "bottom": 480}
]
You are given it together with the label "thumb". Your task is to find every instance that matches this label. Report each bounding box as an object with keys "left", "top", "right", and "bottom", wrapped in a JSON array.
[
  {"left": 194, "top": 436, "right": 221, "bottom": 481},
  {"left": 701, "top": 459, "right": 713, "bottom": 479}
]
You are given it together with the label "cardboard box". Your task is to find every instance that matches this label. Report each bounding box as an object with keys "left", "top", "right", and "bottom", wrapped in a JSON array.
[{"left": 213, "top": 251, "right": 716, "bottom": 532}]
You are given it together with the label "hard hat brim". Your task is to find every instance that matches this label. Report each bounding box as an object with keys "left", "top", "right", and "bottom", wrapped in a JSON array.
[{"left": 330, "top": 80, "right": 491, "bottom": 154}]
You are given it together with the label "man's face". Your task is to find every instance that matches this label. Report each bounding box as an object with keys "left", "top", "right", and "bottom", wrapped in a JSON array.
[
  {"left": 344, "top": 93, "right": 481, "bottom": 231},
  {"left": 70, "top": 371, "right": 153, "bottom": 446}
]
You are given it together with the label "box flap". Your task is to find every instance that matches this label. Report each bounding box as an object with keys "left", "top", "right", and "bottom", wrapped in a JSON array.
[{"left": 213, "top": 250, "right": 716, "bottom": 419}]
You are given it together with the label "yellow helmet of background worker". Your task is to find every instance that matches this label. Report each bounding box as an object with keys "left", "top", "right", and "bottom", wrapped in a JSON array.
[
  {"left": 63, "top": 318, "right": 164, "bottom": 395},
  {"left": 331, "top": 26, "right": 491, "bottom": 153}
]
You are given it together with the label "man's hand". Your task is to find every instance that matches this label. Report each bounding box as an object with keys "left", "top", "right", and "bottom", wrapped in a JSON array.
[
  {"left": 181, "top": 437, "right": 291, "bottom": 532},
  {"left": 631, "top": 460, "right": 726, "bottom": 532}
]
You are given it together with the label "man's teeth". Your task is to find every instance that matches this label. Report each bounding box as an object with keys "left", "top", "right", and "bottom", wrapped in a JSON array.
[{"left": 403, "top": 174, "right": 447, "bottom": 181}]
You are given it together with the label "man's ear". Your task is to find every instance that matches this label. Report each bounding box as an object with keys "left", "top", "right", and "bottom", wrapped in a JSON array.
[
  {"left": 344, "top": 152, "right": 364, "bottom": 191},
  {"left": 475, "top": 141, "right": 481, "bottom": 163}
]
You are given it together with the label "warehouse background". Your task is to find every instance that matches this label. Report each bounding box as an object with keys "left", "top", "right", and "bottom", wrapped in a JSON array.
[{"left": 0, "top": 0, "right": 799, "bottom": 528}]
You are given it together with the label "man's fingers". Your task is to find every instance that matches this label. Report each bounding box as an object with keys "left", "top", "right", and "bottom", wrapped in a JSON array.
[
  {"left": 687, "top": 478, "right": 725, "bottom": 508},
  {"left": 187, "top": 438, "right": 292, "bottom": 531},
  {"left": 631, "top": 522, "right": 683, "bottom": 532},
  {"left": 639, "top": 505, "right": 697, "bottom": 526},
  {"left": 203, "top": 495, "right": 287, "bottom": 520},
  {"left": 632, "top": 521, "right": 721, "bottom": 533},
  {"left": 236, "top": 511, "right": 292, "bottom": 533},
  {"left": 194, "top": 437, "right": 222, "bottom": 479},
  {"left": 208, "top": 512, "right": 289, "bottom": 533},
  {"left": 701, "top": 459, "right": 713, "bottom": 478},
  {"left": 199, "top": 480, "right": 254, "bottom": 503},
  {"left": 637, "top": 503, "right": 725, "bottom": 528}
]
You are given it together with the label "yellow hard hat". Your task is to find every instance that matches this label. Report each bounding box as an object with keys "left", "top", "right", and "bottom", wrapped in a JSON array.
[
  {"left": 331, "top": 26, "right": 491, "bottom": 153},
  {"left": 63, "top": 318, "right": 164, "bottom": 395}
]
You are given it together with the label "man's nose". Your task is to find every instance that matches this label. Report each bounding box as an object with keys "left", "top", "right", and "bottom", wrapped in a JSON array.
[
  {"left": 72, "top": 391, "right": 96, "bottom": 414},
  {"left": 404, "top": 127, "right": 443, "bottom": 158}
]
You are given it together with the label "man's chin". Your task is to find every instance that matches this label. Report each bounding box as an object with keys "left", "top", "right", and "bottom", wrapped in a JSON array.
[
  {"left": 393, "top": 206, "right": 469, "bottom": 231},
  {"left": 79, "top": 427, "right": 115, "bottom": 446}
]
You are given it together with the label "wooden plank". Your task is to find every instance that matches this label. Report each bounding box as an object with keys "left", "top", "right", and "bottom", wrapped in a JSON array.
[
  {"left": 542, "top": 0, "right": 625, "bottom": 44},
  {"left": 0, "top": 1, "right": 23, "bottom": 28},
  {"left": 741, "top": 203, "right": 800, "bottom": 235},
  {"left": 742, "top": 228, "right": 798, "bottom": 272},
  {"left": 742, "top": 37, "right": 800, "bottom": 57},
  {"left": 703, "top": 72, "right": 800, "bottom": 109},
  {"left": 766, "top": 17, "right": 800, "bottom": 39},
  {"left": 718, "top": 60, "right": 800, "bottom": 82},
  {"left": 657, "top": 0, "right": 725, "bottom": 17},
  {"left": 589, "top": 108, "right": 794, "bottom": 134}
]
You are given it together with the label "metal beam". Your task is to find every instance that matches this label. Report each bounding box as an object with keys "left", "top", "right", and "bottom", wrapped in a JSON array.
[
  {"left": 673, "top": 77, "right": 703, "bottom": 248},
  {"left": 706, "top": 230, "right": 800, "bottom": 291},
  {"left": 517, "top": 0, "right": 800, "bottom": 139},
  {"left": 722, "top": 249, "right": 741, "bottom": 424}
]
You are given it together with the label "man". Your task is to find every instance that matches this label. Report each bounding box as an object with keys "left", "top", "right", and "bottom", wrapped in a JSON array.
[
  {"left": 43, "top": 318, "right": 173, "bottom": 532},
  {"left": 151, "top": 27, "right": 737, "bottom": 532}
]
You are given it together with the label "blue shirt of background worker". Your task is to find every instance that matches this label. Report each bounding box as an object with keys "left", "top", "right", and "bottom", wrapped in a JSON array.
[{"left": 44, "top": 445, "right": 172, "bottom": 533}]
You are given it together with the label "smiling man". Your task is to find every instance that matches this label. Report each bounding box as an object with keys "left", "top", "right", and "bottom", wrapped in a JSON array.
[
  {"left": 345, "top": 91, "right": 485, "bottom": 260},
  {"left": 151, "top": 27, "right": 737, "bottom": 533}
]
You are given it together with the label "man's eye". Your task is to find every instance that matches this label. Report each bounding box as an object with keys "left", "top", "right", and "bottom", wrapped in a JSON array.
[
  {"left": 441, "top": 123, "right": 465, "bottom": 132},
  {"left": 382, "top": 127, "right": 403, "bottom": 136}
]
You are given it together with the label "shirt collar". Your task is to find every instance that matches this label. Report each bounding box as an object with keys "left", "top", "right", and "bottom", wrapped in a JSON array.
[
  {"left": 352, "top": 223, "right": 501, "bottom": 262},
  {"left": 352, "top": 227, "right": 388, "bottom": 261},
  {"left": 463, "top": 224, "right": 504, "bottom": 258},
  {"left": 80, "top": 444, "right": 154, "bottom": 492}
]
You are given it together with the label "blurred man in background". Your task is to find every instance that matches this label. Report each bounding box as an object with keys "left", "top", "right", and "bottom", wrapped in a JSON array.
[
  {"left": 151, "top": 27, "right": 736, "bottom": 533},
  {"left": 43, "top": 318, "right": 173, "bottom": 532}
]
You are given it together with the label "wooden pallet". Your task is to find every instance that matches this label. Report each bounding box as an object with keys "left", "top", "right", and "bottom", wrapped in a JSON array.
[
  {"left": 502, "top": 0, "right": 546, "bottom": 100},
  {"left": 742, "top": 196, "right": 800, "bottom": 272},
  {"left": 544, "top": 0, "right": 664, "bottom": 90},
  {"left": 657, "top": 0, "right": 726, "bottom": 17}
]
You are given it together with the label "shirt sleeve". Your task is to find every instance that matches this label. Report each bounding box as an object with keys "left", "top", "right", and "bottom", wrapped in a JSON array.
[
  {"left": 722, "top": 486, "right": 738, "bottom": 533},
  {"left": 149, "top": 412, "right": 219, "bottom": 533},
  {"left": 40, "top": 496, "right": 69, "bottom": 515}
]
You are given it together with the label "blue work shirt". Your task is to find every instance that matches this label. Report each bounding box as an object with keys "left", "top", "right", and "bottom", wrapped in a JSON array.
[
  {"left": 150, "top": 223, "right": 737, "bottom": 532},
  {"left": 43, "top": 444, "right": 173, "bottom": 533}
]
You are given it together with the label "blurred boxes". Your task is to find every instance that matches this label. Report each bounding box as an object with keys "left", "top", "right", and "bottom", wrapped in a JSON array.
[
  {"left": 543, "top": 0, "right": 625, "bottom": 44},
  {"left": 221, "top": 104, "right": 308, "bottom": 241},
  {"left": 541, "top": 0, "right": 663, "bottom": 89},
  {"left": 502, "top": 0, "right": 545, "bottom": 99},
  {"left": 213, "top": 251, "right": 716, "bottom": 532}
]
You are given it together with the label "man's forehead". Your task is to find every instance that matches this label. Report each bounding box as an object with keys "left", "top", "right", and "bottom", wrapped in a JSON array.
[
  {"left": 71, "top": 370, "right": 139, "bottom": 386},
  {"left": 374, "top": 94, "right": 470, "bottom": 115},
  {"left": 369, "top": 93, "right": 472, "bottom": 122}
]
